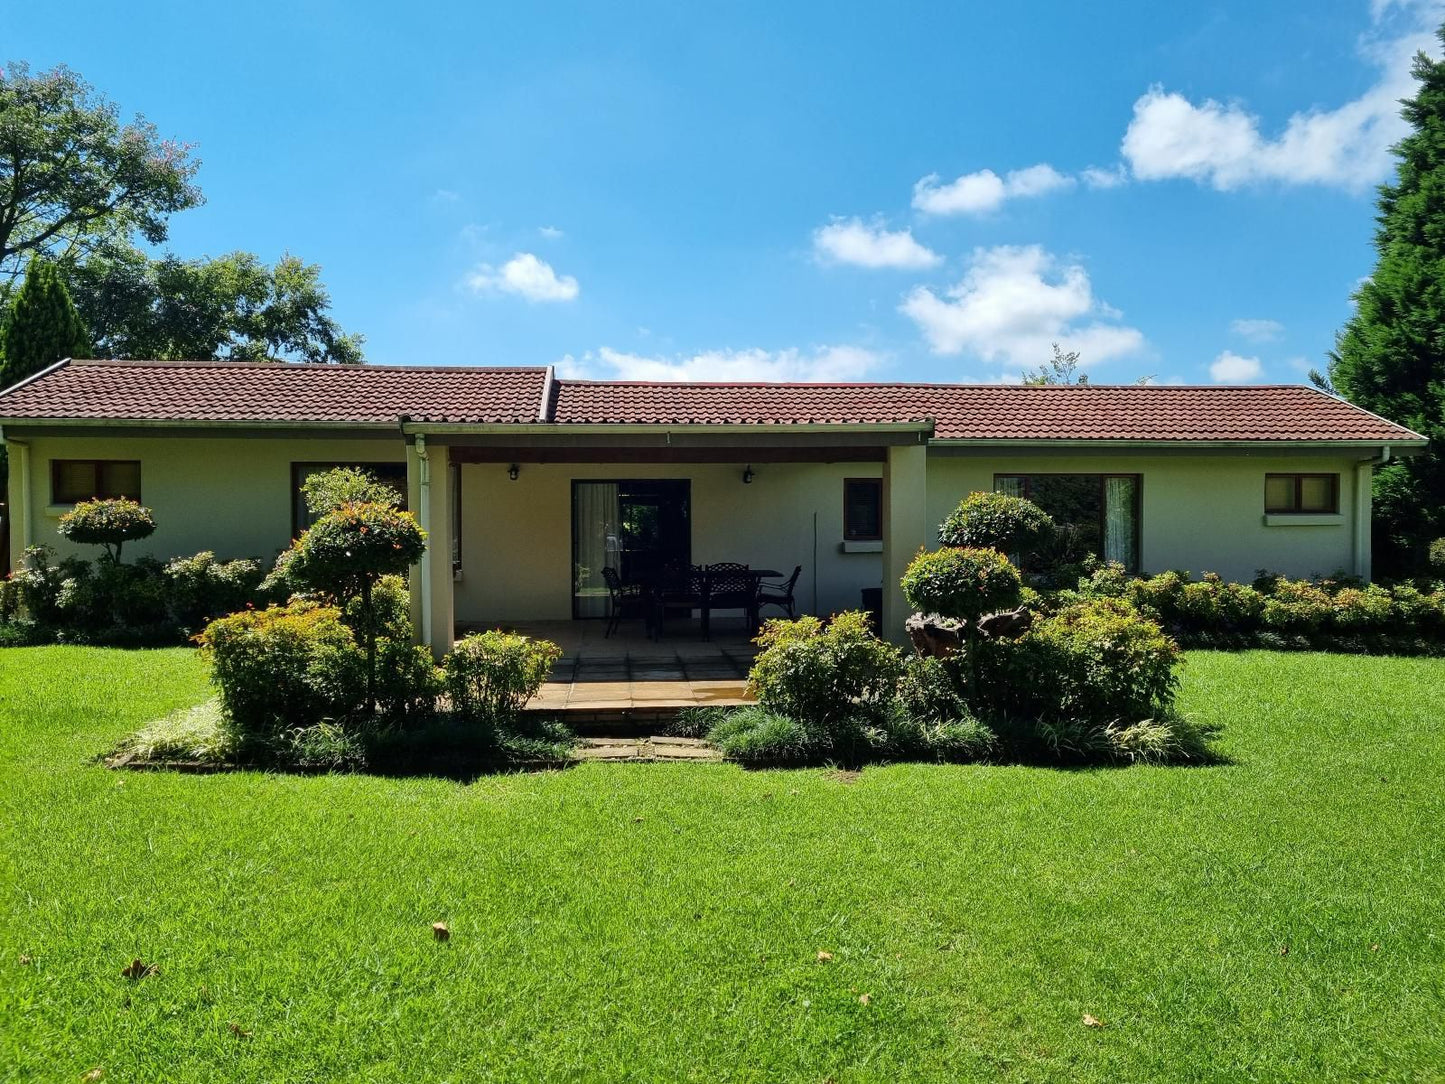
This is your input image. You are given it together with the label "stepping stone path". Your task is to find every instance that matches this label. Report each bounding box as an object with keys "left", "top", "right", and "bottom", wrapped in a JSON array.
[{"left": 573, "top": 736, "right": 722, "bottom": 762}]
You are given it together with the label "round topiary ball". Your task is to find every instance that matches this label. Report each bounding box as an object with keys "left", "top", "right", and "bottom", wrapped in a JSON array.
[
  {"left": 901, "top": 546, "right": 1023, "bottom": 624},
  {"left": 938, "top": 491, "right": 1055, "bottom": 556}
]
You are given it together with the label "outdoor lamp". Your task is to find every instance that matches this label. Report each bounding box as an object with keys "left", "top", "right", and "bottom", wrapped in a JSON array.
[
  {"left": 508, "top": 463, "right": 520, "bottom": 481},
  {"left": 742, "top": 465, "right": 754, "bottom": 485}
]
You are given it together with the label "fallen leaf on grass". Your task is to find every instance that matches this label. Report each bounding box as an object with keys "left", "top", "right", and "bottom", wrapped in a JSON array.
[
  {"left": 81, "top": 1070, "right": 103, "bottom": 1082},
  {"left": 1082, "top": 1014, "right": 1103, "bottom": 1028},
  {"left": 19, "top": 954, "right": 32, "bottom": 966},
  {"left": 816, "top": 951, "right": 833, "bottom": 963},
  {"left": 1371, "top": 943, "right": 1380, "bottom": 952},
  {"left": 858, "top": 993, "right": 872, "bottom": 1005},
  {"left": 432, "top": 922, "right": 450, "bottom": 942},
  {"left": 227, "top": 1022, "right": 253, "bottom": 1039},
  {"left": 1279, "top": 945, "right": 1289, "bottom": 957},
  {"left": 120, "top": 959, "right": 157, "bottom": 980},
  {"left": 632, "top": 816, "right": 645, "bottom": 823}
]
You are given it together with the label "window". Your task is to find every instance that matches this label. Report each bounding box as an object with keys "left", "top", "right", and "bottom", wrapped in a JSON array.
[
  {"left": 843, "top": 478, "right": 882, "bottom": 541},
  {"left": 1265, "top": 473, "right": 1338, "bottom": 514},
  {"left": 51, "top": 460, "right": 142, "bottom": 504},
  {"left": 994, "top": 473, "right": 1142, "bottom": 572}
]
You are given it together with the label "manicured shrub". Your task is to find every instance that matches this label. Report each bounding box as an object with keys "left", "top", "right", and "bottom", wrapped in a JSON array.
[
  {"left": 708, "top": 707, "right": 818, "bottom": 765},
  {"left": 993, "top": 598, "right": 1182, "bottom": 726},
  {"left": 291, "top": 500, "right": 427, "bottom": 709},
  {"left": 197, "top": 601, "right": 367, "bottom": 752},
  {"left": 57, "top": 555, "right": 171, "bottom": 637},
  {"left": 895, "top": 655, "right": 969, "bottom": 723},
  {"left": 0, "top": 574, "right": 21, "bottom": 622},
  {"left": 748, "top": 611, "right": 903, "bottom": 734},
  {"left": 301, "top": 466, "right": 402, "bottom": 515},
  {"left": 442, "top": 630, "right": 563, "bottom": 726},
  {"left": 1430, "top": 536, "right": 1445, "bottom": 576},
  {"left": 900, "top": 546, "right": 1022, "bottom": 624},
  {"left": 938, "top": 491, "right": 1055, "bottom": 556},
  {"left": 57, "top": 498, "right": 156, "bottom": 562},
  {"left": 163, "top": 551, "right": 265, "bottom": 630},
  {"left": 1261, "top": 580, "right": 1334, "bottom": 633}
]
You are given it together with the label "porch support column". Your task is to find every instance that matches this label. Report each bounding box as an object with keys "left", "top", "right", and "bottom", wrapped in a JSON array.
[
  {"left": 408, "top": 436, "right": 454, "bottom": 656},
  {"left": 881, "top": 442, "right": 928, "bottom": 645},
  {"left": 405, "top": 439, "right": 424, "bottom": 643},
  {"left": 5, "top": 437, "right": 31, "bottom": 576},
  {"left": 1353, "top": 458, "right": 1374, "bottom": 581}
]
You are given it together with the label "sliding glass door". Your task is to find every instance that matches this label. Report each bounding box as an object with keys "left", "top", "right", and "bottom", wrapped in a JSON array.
[{"left": 571, "top": 480, "right": 691, "bottom": 618}]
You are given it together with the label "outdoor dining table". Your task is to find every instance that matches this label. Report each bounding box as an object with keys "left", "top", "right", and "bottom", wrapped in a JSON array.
[{"left": 643, "top": 566, "right": 782, "bottom": 640}]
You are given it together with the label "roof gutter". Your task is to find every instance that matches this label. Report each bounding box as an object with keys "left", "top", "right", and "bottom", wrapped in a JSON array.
[
  {"left": 928, "top": 437, "right": 1428, "bottom": 451},
  {"left": 398, "top": 420, "right": 936, "bottom": 437}
]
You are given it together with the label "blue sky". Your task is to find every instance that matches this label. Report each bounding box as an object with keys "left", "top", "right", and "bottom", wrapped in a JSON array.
[{"left": 6, "top": 0, "right": 1442, "bottom": 383}]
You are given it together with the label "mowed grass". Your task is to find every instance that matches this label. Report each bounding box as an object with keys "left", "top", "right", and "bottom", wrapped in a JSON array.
[{"left": 1, "top": 648, "right": 1442, "bottom": 1082}]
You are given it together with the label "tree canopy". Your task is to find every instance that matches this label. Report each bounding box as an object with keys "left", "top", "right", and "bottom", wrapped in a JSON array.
[
  {"left": 0, "top": 259, "right": 89, "bottom": 387},
  {"left": 1330, "top": 31, "right": 1445, "bottom": 574},
  {"left": 0, "top": 62, "right": 363, "bottom": 363}
]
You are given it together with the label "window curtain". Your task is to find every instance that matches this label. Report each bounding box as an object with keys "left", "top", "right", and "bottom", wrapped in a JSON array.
[
  {"left": 994, "top": 476, "right": 1026, "bottom": 498},
  {"left": 572, "top": 482, "right": 620, "bottom": 618},
  {"left": 1103, "top": 476, "right": 1139, "bottom": 571}
]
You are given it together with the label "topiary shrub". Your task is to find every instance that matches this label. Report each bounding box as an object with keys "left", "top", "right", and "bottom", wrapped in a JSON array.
[
  {"left": 301, "top": 466, "right": 402, "bottom": 515},
  {"left": 895, "top": 655, "right": 970, "bottom": 723},
  {"left": 1429, "top": 536, "right": 1445, "bottom": 577},
  {"left": 197, "top": 600, "right": 367, "bottom": 753},
  {"left": 291, "top": 500, "right": 427, "bottom": 709},
  {"left": 57, "top": 498, "right": 156, "bottom": 563},
  {"left": 442, "top": 630, "right": 563, "bottom": 727},
  {"left": 937, "top": 491, "right": 1055, "bottom": 557},
  {"left": 901, "top": 546, "right": 1022, "bottom": 624},
  {"left": 748, "top": 611, "right": 902, "bottom": 737}
]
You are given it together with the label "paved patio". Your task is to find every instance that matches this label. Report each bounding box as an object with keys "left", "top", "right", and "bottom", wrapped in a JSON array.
[{"left": 471, "top": 618, "right": 758, "bottom": 716}]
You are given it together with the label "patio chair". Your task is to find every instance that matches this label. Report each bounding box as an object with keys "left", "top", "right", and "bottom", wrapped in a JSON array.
[
  {"left": 702, "top": 563, "right": 759, "bottom": 641},
  {"left": 649, "top": 563, "right": 705, "bottom": 640},
  {"left": 756, "top": 564, "right": 802, "bottom": 620},
  {"left": 601, "top": 566, "right": 647, "bottom": 639}
]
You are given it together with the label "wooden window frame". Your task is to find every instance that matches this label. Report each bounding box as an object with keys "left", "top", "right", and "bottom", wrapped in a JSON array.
[
  {"left": 50, "top": 459, "right": 142, "bottom": 504},
  {"left": 1264, "top": 473, "right": 1339, "bottom": 515},
  {"left": 843, "top": 477, "right": 883, "bottom": 542},
  {"left": 992, "top": 472, "right": 1143, "bottom": 572}
]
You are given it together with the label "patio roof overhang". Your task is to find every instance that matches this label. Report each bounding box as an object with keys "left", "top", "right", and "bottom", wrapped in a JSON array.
[{"left": 404, "top": 419, "right": 936, "bottom": 463}]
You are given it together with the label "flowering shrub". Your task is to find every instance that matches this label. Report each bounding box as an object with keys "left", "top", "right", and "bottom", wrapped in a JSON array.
[{"left": 57, "top": 498, "right": 156, "bottom": 562}]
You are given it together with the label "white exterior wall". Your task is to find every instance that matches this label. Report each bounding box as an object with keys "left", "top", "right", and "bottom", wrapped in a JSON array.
[
  {"left": 926, "top": 452, "right": 1369, "bottom": 581},
  {"left": 455, "top": 460, "right": 884, "bottom": 623},
  {"left": 4, "top": 432, "right": 1375, "bottom": 629},
  {"left": 8, "top": 432, "right": 404, "bottom": 567}
]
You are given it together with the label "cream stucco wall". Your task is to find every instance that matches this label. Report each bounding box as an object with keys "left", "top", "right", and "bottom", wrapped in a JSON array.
[
  {"left": 4, "top": 432, "right": 1375, "bottom": 629},
  {"left": 926, "top": 451, "right": 1369, "bottom": 581},
  {"left": 454, "top": 460, "right": 884, "bottom": 623},
  {"left": 8, "top": 432, "right": 405, "bottom": 567}
]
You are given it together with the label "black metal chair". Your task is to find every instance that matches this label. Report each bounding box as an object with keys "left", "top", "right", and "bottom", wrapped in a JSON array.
[
  {"left": 649, "top": 563, "right": 705, "bottom": 640},
  {"left": 756, "top": 564, "right": 802, "bottom": 620},
  {"left": 702, "top": 563, "right": 759, "bottom": 640},
  {"left": 601, "top": 566, "right": 647, "bottom": 638}
]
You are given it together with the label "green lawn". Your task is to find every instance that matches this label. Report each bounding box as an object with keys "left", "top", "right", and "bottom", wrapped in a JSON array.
[{"left": 1, "top": 648, "right": 1442, "bottom": 1082}]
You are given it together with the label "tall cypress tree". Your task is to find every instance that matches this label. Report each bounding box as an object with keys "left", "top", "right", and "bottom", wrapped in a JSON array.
[
  {"left": 1331, "top": 31, "right": 1445, "bottom": 577},
  {"left": 0, "top": 259, "right": 91, "bottom": 388}
]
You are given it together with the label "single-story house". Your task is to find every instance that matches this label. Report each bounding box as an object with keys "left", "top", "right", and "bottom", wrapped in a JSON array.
[{"left": 0, "top": 358, "right": 1427, "bottom": 649}]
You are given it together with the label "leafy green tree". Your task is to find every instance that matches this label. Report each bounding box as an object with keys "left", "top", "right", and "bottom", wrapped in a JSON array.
[
  {"left": 63, "top": 247, "right": 365, "bottom": 364},
  {"left": 1022, "top": 343, "right": 1088, "bottom": 385},
  {"left": 0, "top": 259, "right": 89, "bottom": 386},
  {"left": 1330, "top": 32, "right": 1445, "bottom": 575},
  {"left": 0, "top": 63, "right": 200, "bottom": 283}
]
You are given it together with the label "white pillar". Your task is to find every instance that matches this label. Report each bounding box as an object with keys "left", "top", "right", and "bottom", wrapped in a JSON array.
[
  {"left": 881, "top": 442, "right": 929, "bottom": 644},
  {"left": 408, "top": 437, "right": 454, "bottom": 656},
  {"left": 405, "top": 440, "right": 425, "bottom": 643},
  {"left": 5, "top": 438, "right": 31, "bottom": 576},
  {"left": 1353, "top": 459, "right": 1374, "bottom": 581}
]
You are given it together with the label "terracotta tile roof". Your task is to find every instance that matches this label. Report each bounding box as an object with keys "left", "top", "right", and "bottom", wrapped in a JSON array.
[
  {"left": 0, "top": 360, "right": 1424, "bottom": 444},
  {"left": 552, "top": 380, "right": 1424, "bottom": 443},
  {"left": 0, "top": 359, "right": 549, "bottom": 426}
]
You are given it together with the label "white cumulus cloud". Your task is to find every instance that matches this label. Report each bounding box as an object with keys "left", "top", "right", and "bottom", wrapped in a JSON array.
[
  {"left": 912, "top": 163, "right": 1075, "bottom": 215},
  {"left": 565, "top": 344, "right": 884, "bottom": 382},
  {"left": 465, "top": 252, "right": 579, "bottom": 302},
  {"left": 1121, "top": 19, "right": 1440, "bottom": 191},
  {"left": 1209, "top": 350, "right": 1264, "bottom": 383},
  {"left": 1230, "top": 317, "right": 1285, "bottom": 341},
  {"left": 812, "top": 217, "right": 941, "bottom": 269},
  {"left": 898, "top": 244, "right": 1145, "bottom": 367}
]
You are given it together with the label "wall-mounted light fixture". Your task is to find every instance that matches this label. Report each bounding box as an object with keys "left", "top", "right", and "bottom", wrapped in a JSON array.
[
  {"left": 742, "top": 465, "right": 755, "bottom": 485},
  {"left": 508, "top": 463, "right": 520, "bottom": 481}
]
